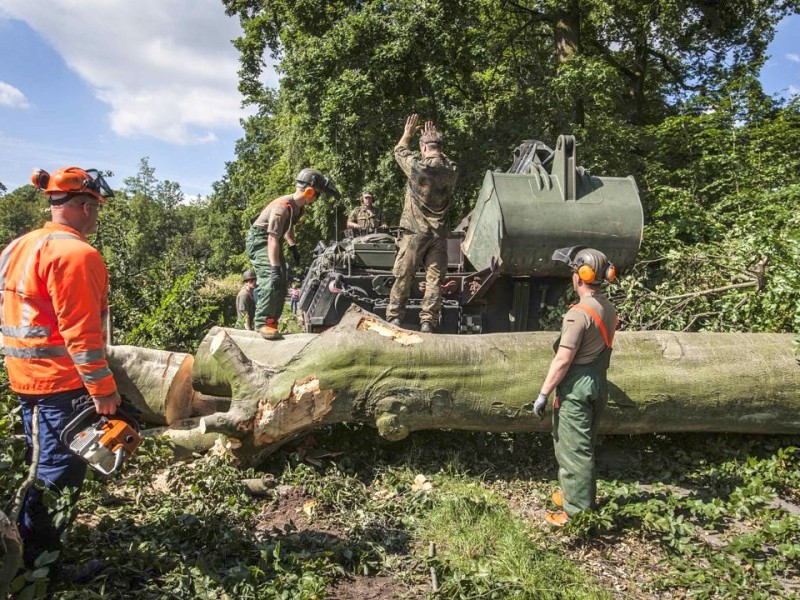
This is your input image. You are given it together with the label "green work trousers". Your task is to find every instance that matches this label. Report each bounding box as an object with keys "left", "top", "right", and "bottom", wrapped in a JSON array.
[
  {"left": 245, "top": 227, "right": 287, "bottom": 328},
  {"left": 552, "top": 348, "right": 611, "bottom": 516}
]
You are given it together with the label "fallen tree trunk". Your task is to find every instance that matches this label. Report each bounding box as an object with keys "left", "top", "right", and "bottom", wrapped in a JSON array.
[
  {"left": 92, "top": 307, "right": 799, "bottom": 466},
  {"left": 200, "top": 309, "right": 800, "bottom": 465},
  {"left": 106, "top": 346, "right": 195, "bottom": 425}
]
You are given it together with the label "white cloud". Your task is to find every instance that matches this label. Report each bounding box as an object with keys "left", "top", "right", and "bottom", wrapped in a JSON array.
[
  {"left": 0, "top": 81, "right": 30, "bottom": 109},
  {"left": 1, "top": 0, "right": 273, "bottom": 145},
  {"left": 789, "top": 85, "right": 800, "bottom": 97},
  {"left": 787, "top": 53, "right": 800, "bottom": 63}
]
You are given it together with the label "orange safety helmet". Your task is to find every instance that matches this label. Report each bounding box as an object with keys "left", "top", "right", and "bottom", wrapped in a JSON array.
[{"left": 31, "top": 166, "right": 114, "bottom": 205}]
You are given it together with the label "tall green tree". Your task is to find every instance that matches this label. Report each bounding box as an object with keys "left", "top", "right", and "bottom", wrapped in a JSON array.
[
  {"left": 0, "top": 185, "right": 48, "bottom": 248},
  {"left": 613, "top": 93, "right": 800, "bottom": 333},
  {"left": 94, "top": 160, "right": 230, "bottom": 351}
]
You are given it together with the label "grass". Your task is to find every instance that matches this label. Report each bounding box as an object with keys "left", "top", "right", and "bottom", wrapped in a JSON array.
[{"left": 417, "top": 479, "right": 612, "bottom": 599}]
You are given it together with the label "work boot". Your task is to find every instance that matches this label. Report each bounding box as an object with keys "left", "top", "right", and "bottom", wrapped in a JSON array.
[
  {"left": 258, "top": 319, "right": 283, "bottom": 340},
  {"left": 551, "top": 491, "right": 563, "bottom": 508},
  {"left": 389, "top": 318, "right": 402, "bottom": 327},
  {"left": 544, "top": 511, "right": 570, "bottom": 527},
  {"left": 420, "top": 321, "right": 434, "bottom": 334},
  {"left": 53, "top": 559, "right": 108, "bottom": 583}
]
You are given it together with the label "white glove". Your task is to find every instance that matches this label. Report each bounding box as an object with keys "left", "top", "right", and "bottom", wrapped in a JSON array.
[{"left": 534, "top": 392, "right": 548, "bottom": 419}]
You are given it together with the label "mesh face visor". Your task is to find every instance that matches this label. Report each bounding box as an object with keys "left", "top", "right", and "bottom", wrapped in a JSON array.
[
  {"left": 83, "top": 169, "right": 115, "bottom": 199},
  {"left": 552, "top": 245, "right": 585, "bottom": 267}
]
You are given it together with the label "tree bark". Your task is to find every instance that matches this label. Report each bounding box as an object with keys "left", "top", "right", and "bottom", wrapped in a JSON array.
[
  {"left": 106, "top": 345, "right": 195, "bottom": 424},
  {"left": 102, "top": 307, "right": 800, "bottom": 467}
]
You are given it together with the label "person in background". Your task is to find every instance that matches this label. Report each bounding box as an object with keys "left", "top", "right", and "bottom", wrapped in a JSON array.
[
  {"left": 236, "top": 269, "right": 257, "bottom": 330},
  {"left": 346, "top": 190, "right": 386, "bottom": 235},
  {"left": 289, "top": 282, "right": 301, "bottom": 314},
  {"left": 386, "top": 114, "right": 458, "bottom": 334},
  {"left": 246, "top": 168, "right": 339, "bottom": 339},
  {"left": 1, "top": 166, "right": 121, "bottom": 578},
  {"left": 534, "top": 246, "right": 618, "bottom": 527}
]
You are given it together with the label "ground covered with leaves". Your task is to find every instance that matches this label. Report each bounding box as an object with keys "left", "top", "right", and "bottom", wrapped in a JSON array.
[{"left": 2, "top": 387, "right": 799, "bottom": 600}]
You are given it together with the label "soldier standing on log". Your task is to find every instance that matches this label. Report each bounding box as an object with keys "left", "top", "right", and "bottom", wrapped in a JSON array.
[
  {"left": 386, "top": 114, "right": 458, "bottom": 333},
  {"left": 246, "top": 169, "right": 339, "bottom": 340},
  {"left": 534, "top": 247, "right": 618, "bottom": 526}
]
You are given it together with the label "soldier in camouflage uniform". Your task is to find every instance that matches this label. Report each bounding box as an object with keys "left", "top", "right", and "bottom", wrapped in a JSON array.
[
  {"left": 346, "top": 190, "right": 386, "bottom": 234},
  {"left": 246, "top": 168, "right": 339, "bottom": 339},
  {"left": 386, "top": 114, "right": 458, "bottom": 333}
]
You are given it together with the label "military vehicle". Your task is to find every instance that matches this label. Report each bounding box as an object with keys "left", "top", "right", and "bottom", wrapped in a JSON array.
[{"left": 298, "top": 135, "right": 643, "bottom": 334}]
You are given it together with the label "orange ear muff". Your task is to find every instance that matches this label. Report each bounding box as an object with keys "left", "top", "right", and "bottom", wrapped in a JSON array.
[
  {"left": 606, "top": 264, "right": 616, "bottom": 283},
  {"left": 302, "top": 186, "right": 317, "bottom": 200},
  {"left": 577, "top": 263, "right": 596, "bottom": 284},
  {"left": 31, "top": 169, "right": 50, "bottom": 190}
]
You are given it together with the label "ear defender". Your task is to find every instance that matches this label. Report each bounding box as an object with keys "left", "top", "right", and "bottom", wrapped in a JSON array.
[
  {"left": 31, "top": 169, "right": 50, "bottom": 190},
  {"left": 575, "top": 259, "right": 616, "bottom": 284},
  {"left": 302, "top": 186, "right": 317, "bottom": 200},
  {"left": 577, "top": 263, "right": 596, "bottom": 283}
]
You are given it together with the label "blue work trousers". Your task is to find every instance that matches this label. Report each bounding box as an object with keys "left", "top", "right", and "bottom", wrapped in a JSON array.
[{"left": 18, "top": 388, "right": 88, "bottom": 567}]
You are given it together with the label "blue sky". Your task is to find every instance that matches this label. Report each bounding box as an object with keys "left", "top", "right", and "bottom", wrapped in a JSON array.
[{"left": 0, "top": 4, "right": 797, "bottom": 198}]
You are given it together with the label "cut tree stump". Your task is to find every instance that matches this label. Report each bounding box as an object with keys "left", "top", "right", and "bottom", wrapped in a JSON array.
[{"left": 97, "top": 307, "right": 800, "bottom": 467}]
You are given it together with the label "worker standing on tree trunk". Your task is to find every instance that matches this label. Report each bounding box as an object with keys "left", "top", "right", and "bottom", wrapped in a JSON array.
[
  {"left": 0, "top": 166, "right": 122, "bottom": 575},
  {"left": 534, "top": 246, "right": 618, "bottom": 526},
  {"left": 246, "top": 169, "right": 339, "bottom": 340},
  {"left": 386, "top": 114, "right": 458, "bottom": 333}
]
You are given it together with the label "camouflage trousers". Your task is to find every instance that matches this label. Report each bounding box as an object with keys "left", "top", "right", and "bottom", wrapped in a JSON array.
[{"left": 386, "top": 233, "right": 447, "bottom": 324}]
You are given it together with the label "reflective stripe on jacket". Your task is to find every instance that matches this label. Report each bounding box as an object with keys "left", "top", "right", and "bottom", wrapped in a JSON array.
[{"left": 0, "top": 222, "right": 116, "bottom": 396}]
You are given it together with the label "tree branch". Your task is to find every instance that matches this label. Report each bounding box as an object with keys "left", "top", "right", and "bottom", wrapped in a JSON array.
[
  {"left": 646, "top": 47, "right": 705, "bottom": 92},
  {"left": 662, "top": 280, "right": 758, "bottom": 302}
]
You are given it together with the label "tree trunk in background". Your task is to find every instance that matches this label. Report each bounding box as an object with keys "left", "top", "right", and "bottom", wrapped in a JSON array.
[
  {"left": 554, "top": 2, "right": 584, "bottom": 128},
  {"left": 91, "top": 307, "right": 800, "bottom": 467}
]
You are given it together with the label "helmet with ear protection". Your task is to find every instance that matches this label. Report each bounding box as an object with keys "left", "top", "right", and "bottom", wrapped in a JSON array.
[
  {"left": 552, "top": 246, "right": 616, "bottom": 285},
  {"left": 296, "top": 168, "right": 324, "bottom": 191},
  {"left": 30, "top": 166, "right": 114, "bottom": 205},
  {"left": 295, "top": 168, "right": 341, "bottom": 200}
]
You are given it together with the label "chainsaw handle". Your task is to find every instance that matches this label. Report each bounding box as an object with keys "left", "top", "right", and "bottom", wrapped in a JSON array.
[
  {"left": 93, "top": 446, "right": 125, "bottom": 477},
  {"left": 59, "top": 406, "right": 99, "bottom": 447}
]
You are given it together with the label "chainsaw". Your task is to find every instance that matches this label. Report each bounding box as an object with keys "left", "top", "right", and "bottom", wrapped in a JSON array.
[{"left": 60, "top": 406, "right": 141, "bottom": 476}]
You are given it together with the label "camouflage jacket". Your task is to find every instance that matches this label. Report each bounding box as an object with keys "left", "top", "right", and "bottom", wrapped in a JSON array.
[
  {"left": 348, "top": 205, "right": 383, "bottom": 230},
  {"left": 394, "top": 143, "right": 458, "bottom": 237}
]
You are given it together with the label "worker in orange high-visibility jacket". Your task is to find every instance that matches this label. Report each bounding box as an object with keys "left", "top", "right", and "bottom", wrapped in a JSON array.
[{"left": 0, "top": 166, "right": 121, "bottom": 572}]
